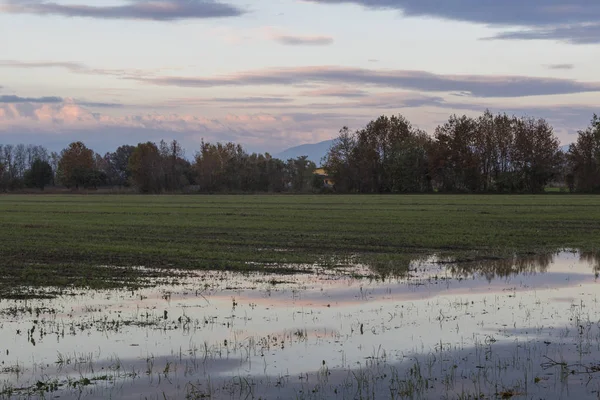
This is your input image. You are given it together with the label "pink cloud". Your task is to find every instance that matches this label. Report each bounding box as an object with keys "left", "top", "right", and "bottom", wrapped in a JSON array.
[
  {"left": 0, "top": 96, "right": 592, "bottom": 153},
  {"left": 300, "top": 87, "right": 369, "bottom": 98},
  {"left": 135, "top": 65, "right": 600, "bottom": 98},
  {"left": 0, "top": 101, "right": 360, "bottom": 153},
  {"left": 264, "top": 28, "right": 334, "bottom": 46}
]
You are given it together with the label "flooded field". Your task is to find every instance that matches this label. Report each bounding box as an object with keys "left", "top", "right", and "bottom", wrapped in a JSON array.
[{"left": 2, "top": 251, "right": 600, "bottom": 399}]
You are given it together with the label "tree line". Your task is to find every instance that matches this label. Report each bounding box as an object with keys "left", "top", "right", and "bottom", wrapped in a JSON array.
[
  {"left": 325, "top": 111, "right": 599, "bottom": 193},
  {"left": 0, "top": 111, "right": 598, "bottom": 193},
  {"left": 0, "top": 140, "right": 316, "bottom": 193}
]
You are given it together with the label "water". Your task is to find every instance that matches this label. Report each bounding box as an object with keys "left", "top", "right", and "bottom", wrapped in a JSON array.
[{"left": 1, "top": 251, "right": 600, "bottom": 399}]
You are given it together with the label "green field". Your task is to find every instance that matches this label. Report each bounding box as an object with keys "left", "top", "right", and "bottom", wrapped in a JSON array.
[{"left": 1, "top": 194, "right": 600, "bottom": 297}]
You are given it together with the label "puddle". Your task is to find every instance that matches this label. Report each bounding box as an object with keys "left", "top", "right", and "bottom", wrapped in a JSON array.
[{"left": 1, "top": 250, "right": 600, "bottom": 399}]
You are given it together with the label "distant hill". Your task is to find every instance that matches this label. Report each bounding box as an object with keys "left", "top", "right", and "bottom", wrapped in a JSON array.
[{"left": 275, "top": 139, "right": 335, "bottom": 165}]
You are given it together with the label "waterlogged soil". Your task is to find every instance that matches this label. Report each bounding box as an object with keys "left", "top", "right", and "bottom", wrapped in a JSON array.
[{"left": 1, "top": 252, "right": 600, "bottom": 399}]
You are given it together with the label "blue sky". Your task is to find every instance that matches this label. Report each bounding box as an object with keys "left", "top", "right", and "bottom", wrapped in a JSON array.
[{"left": 0, "top": 0, "right": 599, "bottom": 155}]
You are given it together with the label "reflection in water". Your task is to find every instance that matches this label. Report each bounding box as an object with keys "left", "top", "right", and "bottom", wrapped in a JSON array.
[
  {"left": 580, "top": 251, "right": 600, "bottom": 276},
  {"left": 448, "top": 252, "right": 556, "bottom": 281},
  {"left": 1, "top": 250, "right": 600, "bottom": 399},
  {"left": 411, "top": 250, "right": 600, "bottom": 283}
]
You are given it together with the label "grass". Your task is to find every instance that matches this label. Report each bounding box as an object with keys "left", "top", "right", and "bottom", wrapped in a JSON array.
[{"left": 1, "top": 194, "right": 600, "bottom": 297}]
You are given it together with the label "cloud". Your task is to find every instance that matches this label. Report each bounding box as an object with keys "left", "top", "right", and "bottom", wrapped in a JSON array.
[
  {"left": 272, "top": 34, "right": 334, "bottom": 46},
  {"left": 283, "top": 92, "right": 447, "bottom": 111},
  {"left": 183, "top": 92, "right": 444, "bottom": 111},
  {"left": 488, "top": 23, "right": 600, "bottom": 45},
  {"left": 545, "top": 64, "right": 576, "bottom": 70},
  {"left": 147, "top": 96, "right": 294, "bottom": 109},
  {"left": 0, "top": 59, "right": 163, "bottom": 78},
  {"left": 0, "top": 102, "right": 352, "bottom": 153},
  {"left": 77, "top": 101, "right": 125, "bottom": 108},
  {"left": 256, "top": 27, "right": 334, "bottom": 46},
  {"left": 135, "top": 66, "right": 600, "bottom": 98},
  {"left": 0, "top": 95, "right": 63, "bottom": 103},
  {"left": 0, "top": 94, "right": 124, "bottom": 108},
  {"left": 300, "top": 87, "right": 368, "bottom": 98},
  {"left": 304, "top": 0, "right": 598, "bottom": 27},
  {"left": 0, "top": 99, "right": 595, "bottom": 155},
  {"left": 311, "top": 92, "right": 447, "bottom": 109},
  {"left": 210, "top": 96, "right": 294, "bottom": 104},
  {"left": 0, "top": 59, "right": 86, "bottom": 71},
  {"left": 304, "top": 0, "right": 600, "bottom": 44},
  {"left": 0, "top": 0, "right": 245, "bottom": 21}
]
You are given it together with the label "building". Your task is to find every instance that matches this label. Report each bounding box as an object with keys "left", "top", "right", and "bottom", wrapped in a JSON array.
[{"left": 314, "top": 168, "right": 335, "bottom": 188}]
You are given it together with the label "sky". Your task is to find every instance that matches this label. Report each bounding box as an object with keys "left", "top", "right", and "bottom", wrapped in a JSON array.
[{"left": 0, "top": 0, "right": 599, "bottom": 155}]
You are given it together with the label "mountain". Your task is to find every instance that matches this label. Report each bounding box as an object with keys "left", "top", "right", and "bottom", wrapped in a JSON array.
[{"left": 275, "top": 139, "right": 335, "bottom": 165}]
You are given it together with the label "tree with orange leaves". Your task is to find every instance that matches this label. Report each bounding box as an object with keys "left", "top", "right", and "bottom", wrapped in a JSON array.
[{"left": 57, "top": 141, "right": 95, "bottom": 189}]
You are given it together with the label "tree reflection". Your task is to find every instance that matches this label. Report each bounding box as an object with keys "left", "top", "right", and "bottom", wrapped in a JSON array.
[{"left": 447, "top": 253, "right": 554, "bottom": 282}]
